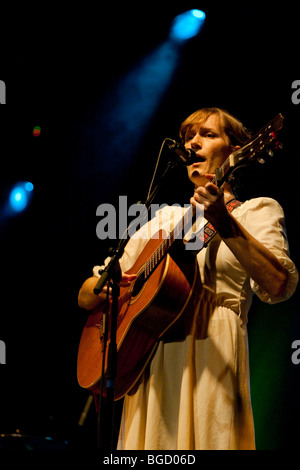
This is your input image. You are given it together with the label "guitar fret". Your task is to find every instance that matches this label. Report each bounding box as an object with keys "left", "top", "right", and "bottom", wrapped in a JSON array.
[{"left": 145, "top": 235, "right": 169, "bottom": 280}]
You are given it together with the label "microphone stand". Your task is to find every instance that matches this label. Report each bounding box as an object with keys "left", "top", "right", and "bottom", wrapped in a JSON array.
[{"left": 93, "top": 151, "right": 181, "bottom": 451}]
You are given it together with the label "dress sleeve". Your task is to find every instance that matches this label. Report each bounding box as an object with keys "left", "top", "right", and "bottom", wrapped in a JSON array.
[{"left": 241, "top": 198, "right": 298, "bottom": 304}]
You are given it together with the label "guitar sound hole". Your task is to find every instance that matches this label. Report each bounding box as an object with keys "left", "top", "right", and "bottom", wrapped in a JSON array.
[{"left": 131, "top": 273, "right": 146, "bottom": 298}]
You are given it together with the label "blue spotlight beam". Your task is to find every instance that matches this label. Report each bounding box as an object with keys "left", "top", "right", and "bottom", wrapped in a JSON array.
[
  {"left": 86, "top": 39, "right": 180, "bottom": 179},
  {"left": 80, "top": 9, "right": 205, "bottom": 187}
]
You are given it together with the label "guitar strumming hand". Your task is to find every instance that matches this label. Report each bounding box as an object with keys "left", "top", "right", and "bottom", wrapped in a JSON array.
[
  {"left": 191, "top": 172, "right": 235, "bottom": 234},
  {"left": 78, "top": 273, "right": 137, "bottom": 311}
]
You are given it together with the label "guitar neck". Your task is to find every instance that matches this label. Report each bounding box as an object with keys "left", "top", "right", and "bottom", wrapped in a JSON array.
[{"left": 144, "top": 205, "right": 194, "bottom": 279}]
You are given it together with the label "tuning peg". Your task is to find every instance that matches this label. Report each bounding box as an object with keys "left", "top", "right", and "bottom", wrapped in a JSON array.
[
  {"left": 257, "top": 157, "right": 265, "bottom": 164},
  {"left": 267, "top": 149, "right": 274, "bottom": 157}
]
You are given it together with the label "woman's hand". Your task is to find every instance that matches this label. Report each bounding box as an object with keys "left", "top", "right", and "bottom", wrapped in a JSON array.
[
  {"left": 119, "top": 273, "right": 137, "bottom": 287},
  {"left": 190, "top": 174, "right": 232, "bottom": 236},
  {"left": 78, "top": 272, "right": 137, "bottom": 311}
]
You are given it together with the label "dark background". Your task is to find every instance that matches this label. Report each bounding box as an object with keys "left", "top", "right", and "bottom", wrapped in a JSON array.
[{"left": 0, "top": 1, "right": 300, "bottom": 453}]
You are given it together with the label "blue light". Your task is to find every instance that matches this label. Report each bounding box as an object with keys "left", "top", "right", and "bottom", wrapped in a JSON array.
[
  {"left": 9, "top": 181, "right": 34, "bottom": 212},
  {"left": 170, "top": 9, "right": 206, "bottom": 41},
  {"left": 25, "top": 181, "right": 34, "bottom": 192},
  {"left": 9, "top": 187, "right": 27, "bottom": 212},
  {"left": 192, "top": 9, "right": 205, "bottom": 19}
]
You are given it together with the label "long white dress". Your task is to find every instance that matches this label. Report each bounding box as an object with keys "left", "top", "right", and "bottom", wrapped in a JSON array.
[{"left": 94, "top": 197, "right": 298, "bottom": 450}]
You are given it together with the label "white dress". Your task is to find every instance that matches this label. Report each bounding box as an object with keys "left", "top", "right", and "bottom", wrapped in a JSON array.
[{"left": 94, "top": 197, "right": 298, "bottom": 450}]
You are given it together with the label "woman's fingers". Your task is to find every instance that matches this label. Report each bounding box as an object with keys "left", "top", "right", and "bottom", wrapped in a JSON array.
[{"left": 119, "top": 273, "right": 137, "bottom": 287}]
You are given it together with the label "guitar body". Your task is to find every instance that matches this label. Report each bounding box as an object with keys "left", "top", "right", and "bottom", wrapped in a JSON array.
[{"left": 77, "top": 230, "right": 198, "bottom": 400}]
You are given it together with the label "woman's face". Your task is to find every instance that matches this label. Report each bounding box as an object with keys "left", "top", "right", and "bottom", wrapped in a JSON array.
[{"left": 184, "top": 114, "right": 236, "bottom": 187}]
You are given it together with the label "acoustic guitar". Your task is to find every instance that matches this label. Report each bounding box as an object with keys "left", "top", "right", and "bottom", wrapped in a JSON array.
[{"left": 77, "top": 114, "right": 284, "bottom": 400}]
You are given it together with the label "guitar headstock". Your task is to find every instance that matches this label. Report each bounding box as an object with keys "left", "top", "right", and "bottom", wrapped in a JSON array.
[{"left": 229, "top": 113, "right": 284, "bottom": 170}]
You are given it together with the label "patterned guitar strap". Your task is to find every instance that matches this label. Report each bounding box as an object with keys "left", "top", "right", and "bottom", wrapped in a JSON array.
[{"left": 196, "top": 198, "right": 243, "bottom": 249}]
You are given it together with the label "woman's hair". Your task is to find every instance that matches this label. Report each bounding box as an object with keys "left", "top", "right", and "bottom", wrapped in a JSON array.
[{"left": 179, "top": 107, "right": 251, "bottom": 146}]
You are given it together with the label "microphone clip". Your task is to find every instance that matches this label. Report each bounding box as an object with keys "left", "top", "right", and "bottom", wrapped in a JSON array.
[{"left": 166, "top": 138, "right": 197, "bottom": 166}]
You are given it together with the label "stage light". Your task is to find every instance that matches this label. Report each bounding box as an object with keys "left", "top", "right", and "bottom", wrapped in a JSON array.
[
  {"left": 9, "top": 187, "right": 27, "bottom": 212},
  {"left": 170, "top": 9, "right": 206, "bottom": 41},
  {"left": 25, "top": 181, "right": 34, "bottom": 192},
  {"left": 33, "top": 126, "right": 41, "bottom": 137},
  {"left": 9, "top": 181, "right": 34, "bottom": 212}
]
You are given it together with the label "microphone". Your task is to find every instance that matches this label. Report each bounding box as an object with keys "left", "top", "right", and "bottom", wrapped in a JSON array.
[{"left": 167, "top": 139, "right": 198, "bottom": 166}]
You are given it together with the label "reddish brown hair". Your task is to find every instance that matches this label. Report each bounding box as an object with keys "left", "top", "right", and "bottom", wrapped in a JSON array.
[{"left": 179, "top": 107, "right": 251, "bottom": 146}]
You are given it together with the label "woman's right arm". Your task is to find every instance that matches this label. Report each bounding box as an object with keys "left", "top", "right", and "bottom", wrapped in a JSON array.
[
  {"left": 78, "top": 276, "right": 109, "bottom": 310},
  {"left": 78, "top": 273, "right": 137, "bottom": 311}
]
